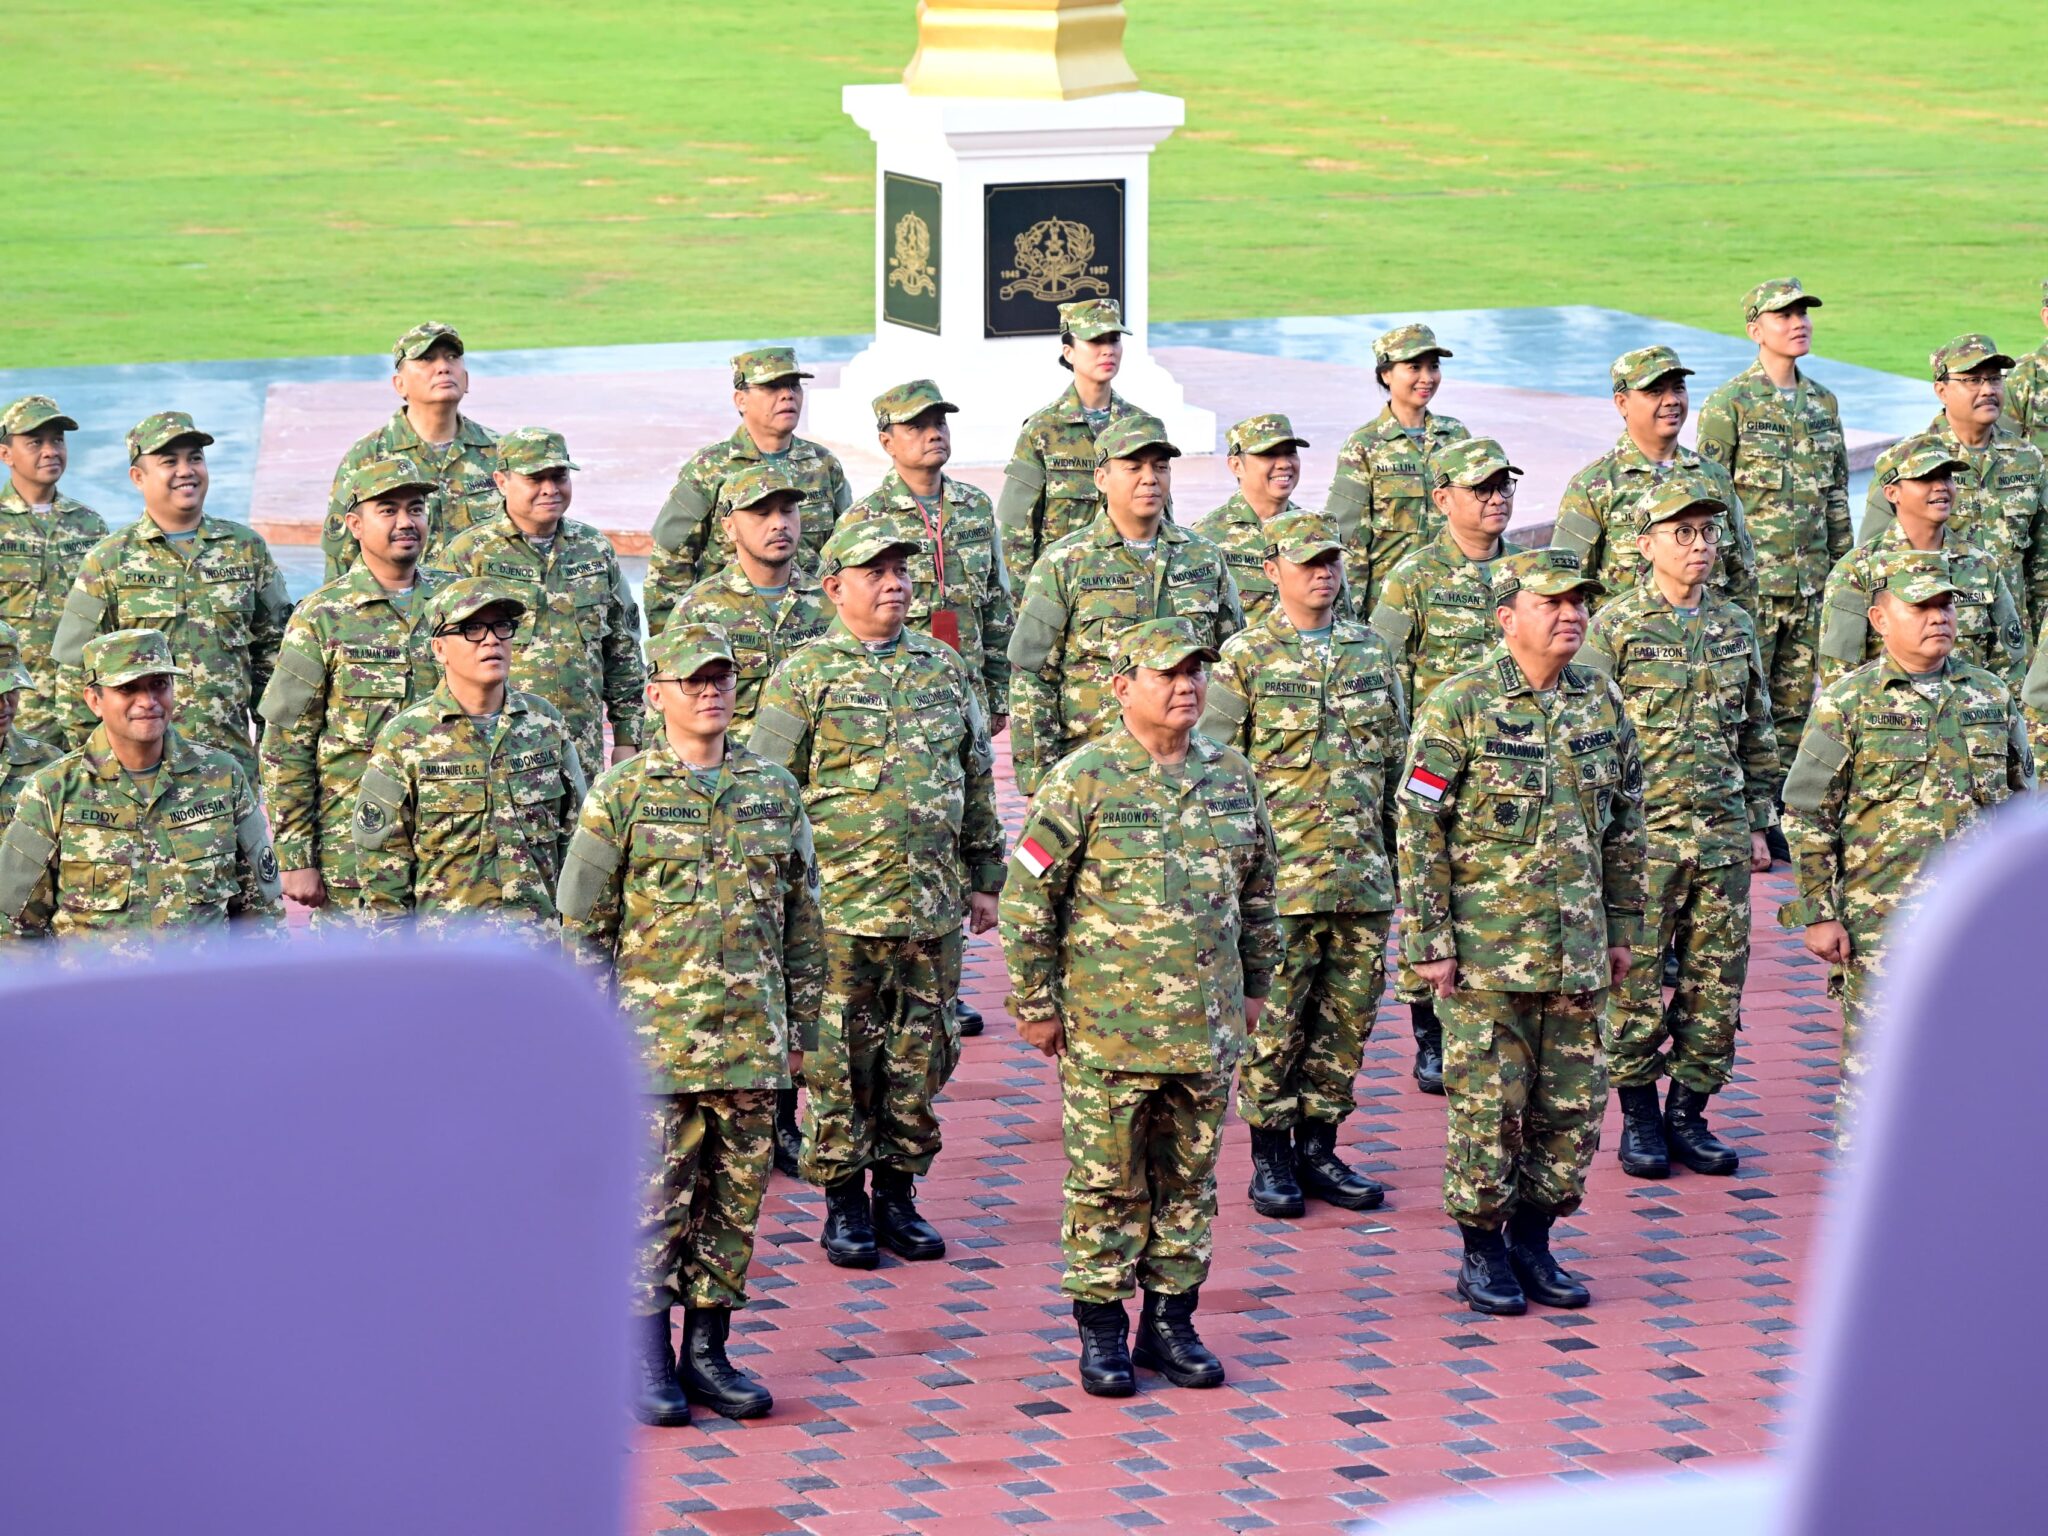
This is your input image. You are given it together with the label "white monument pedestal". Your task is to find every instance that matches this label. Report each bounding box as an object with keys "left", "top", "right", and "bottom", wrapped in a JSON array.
[{"left": 808, "top": 83, "right": 1216, "bottom": 464}]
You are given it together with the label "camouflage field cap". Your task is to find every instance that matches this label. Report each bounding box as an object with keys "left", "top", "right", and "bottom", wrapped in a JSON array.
[
  {"left": 1492, "top": 547, "right": 1604, "bottom": 605},
  {"left": 1610, "top": 344, "right": 1694, "bottom": 393},
  {"left": 1265, "top": 509, "right": 1345, "bottom": 564},
  {"left": 0, "top": 618, "right": 32, "bottom": 692},
  {"left": 126, "top": 410, "right": 215, "bottom": 462},
  {"left": 731, "top": 346, "right": 813, "bottom": 387},
  {"left": 393, "top": 321, "right": 465, "bottom": 362},
  {"left": 873, "top": 379, "right": 959, "bottom": 428},
  {"left": 818, "top": 514, "right": 920, "bottom": 576},
  {"left": 725, "top": 459, "right": 805, "bottom": 510},
  {"left": 83, "top": 628, "right": 187, "bottom": 687},
  {"left": 648, "top": 621, "right": 736, "bottom": 681},
  {"left": 1111, "top": 615, "right": 1219, "bottom": 677},
  {"left": 1059, "top": 299, "right": 1126, "bottom": 341},
  {"left": 2, "top": 394, "right": 78, "bottom": 436},
  {"left": 1373, "top": 323, "right": 1452, "bottom": 366},
  {"left": 1872, "top": 549, "right": 1960, "bottom": 605},
  {"left": 1743, "top": 277, "right": 1822, "bottom": 322},
  {"left": 1433, "top": 436, "right": 1522, "bottom": 489},
  {"left": 425, "top": 577, "right": 528, "bottom": 633},
  {"left": 496, "top": 426, "right": 579, "bottom": 476},
  {"left": 1932, "top": 333, "right": 2015, "bottom": 379},
  {"left": 345, "top": 453, "right": 436, "bottom": 506},
  {"left": 1635, "top": 476, "right": 1729, "bottom": 531},
  {"left": 1226, "top": 412, "right": 1309, "bottom": 455},
  {"left": 1882, "top": 431, "right": 1971, "bottom": 485},
  {"left": 1094, "top": 413, "right": 1180, "bottom": 464}
]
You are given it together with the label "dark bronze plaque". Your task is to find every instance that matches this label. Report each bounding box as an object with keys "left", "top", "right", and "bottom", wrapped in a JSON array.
[{"left": 983, "top": 179, "right": 1125, "bottom": 339}]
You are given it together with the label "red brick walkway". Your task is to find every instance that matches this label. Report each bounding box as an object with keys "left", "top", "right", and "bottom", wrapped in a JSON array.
[{"left": 628, "top": 741, "right": 1837, "bottom": 1535}]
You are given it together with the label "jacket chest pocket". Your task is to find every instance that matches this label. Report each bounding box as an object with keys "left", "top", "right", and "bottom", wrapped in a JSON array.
[
  {"left": 418, "top": 778, "right": 490, "bottom": 839},
  {"left": 58, "top": 828, "right": 132, "bottom": 913},
  {"left": 114, "top": 582, "right": 182, "bottom": 626},
  {"left": 201, "top": 578, "right": 255, "bottom": 647},
  {"left": 912, "top": 687, "right": 967, "bottom": 769},
  {"left": 1333, "top": 680, "right": 1394, "bottom": 751},
  {"left": 1046, "top": 471, "right": 1099, "bottom": 532},
  {"left": 1165, "top": 565, "right": 1222, "bottom": 621},
  {"left": 1374, "top": 472, "right": 1429, "bottom": 532},
  {"left": 337, "top": 663, "right": 409, "bottom": 745},
  {"left": 949, "top": 529, "right": 996, "bottom": 596},
  {"left": 1732, "top": 452, "right": 1788, "bottom": 496},
  {"left": 629, "top": 821, "right": 704, "bottom": 905},
  {"left": 1081, "top": 819, "right": 1167, "bottom": 905},
  {"left": 729, "top": 638, "right": 772, "bottom": 682},
  {"left": 1467, "top": 753, "right": 1546, "bottom": 844},
  {"left": 738, "top": 820, "right": 793, "bottom": 905},
  {"left": 172, "top": 815, "right": 238, "bottom": 902},
  {"left": 1074, "top": 579, "right": 1141, "bottom": 635},
  {"left": 559, "top": 577, "right": 611, "bottom": 639},
  {"left": 1952, "top": 601, "right": 1992, "bottom": 642},
  {"left": 1196, "top": 808, "right": 1262, "bottom": 898},
  {"left": 813, "top": 700, "right": 889, "bottom": 790},
  {"left": 1430, "top": 603, "right": 1496, "bottom": 652},
  {"left": 1251, "top": 692, "right": 1320, "bottom": 769},
  {"left": 1569, "top": 746, "right": 1621, "bottom": 827},
  {"left": 1859, "top": 730, "right": 1927, "bottom": 801},
  {"left": 1965, "top": 721, "right": 2011, "bottom": 803},
  {"left": 0, "top": 553, "right": 38, "bottom": 616}
]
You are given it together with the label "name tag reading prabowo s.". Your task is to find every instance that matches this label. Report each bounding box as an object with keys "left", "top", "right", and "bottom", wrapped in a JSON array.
[{"left": 1101, "top": 808, "right": 1161, "bottom": 827}]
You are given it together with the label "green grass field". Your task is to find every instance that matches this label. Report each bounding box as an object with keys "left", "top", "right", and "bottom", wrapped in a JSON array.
[{"left": 12, "top": 2, "right": 2047, "bottom": 373}]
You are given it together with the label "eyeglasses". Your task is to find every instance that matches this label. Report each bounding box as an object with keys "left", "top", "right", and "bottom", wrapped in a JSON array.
[
  {"left": 1656, "top": 523, "right": 1724, "bottom": 547},
  {"left": 1469, "top": 478, "right": 1519, "bottom": 503},
  {"left": 435, "top": 618, "right": 520, "bottom": 641},
  {"left": 653, "top": 671, "right": 738, "bottom": 694}
]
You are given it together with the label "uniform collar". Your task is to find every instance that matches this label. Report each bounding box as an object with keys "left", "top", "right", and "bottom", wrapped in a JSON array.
[
  {"left": 1609, "top": 433, "right": 1692, "bottom": 472},
  {"left": 132, "top": 513, "right": 227, "bottom": 544},
  {"left": 1107, "top": 722, "right": 1220, "bottom": 772},
  {"left": 641, "top": 734, "right": 760, "bottom": 783},
  {"left": 4, "top": 727, "right": 51, "bottom": 765},
  {"left": 1367, "top": 405, "right": 1446, "bottom": 444},
  {"left": 428, "top": 681, "right": 529, "bottom": 721},
  {"left": 386, "top": 409, "right": 493, "bottom": 451},
  {"left": 822, "top": 615, "right": 913, "bottom": 655},
  {"left": 1927, "top": 412, "right": 2009, "bottom": 456},
  {"left": 1050, "top": 383, "right": 1128, "bottom": 426},
  {"left": 1490, "top": 648, "right": 1590, "bottom": 698},
  {"left": 1085, "top": 512, "right": 1189, "bottom": 548},
  {"left": 725, "top": 424, "right": 818, "bottom": 467},
  {"left": 1431, "top": 526, "right": 1502, "bottom": 569},
  {"left": 79, "top": 723, "right": 202, "bottom": 782},
  {"left": 0, "top": 482, "right": 88, "bottom": 517},
  {"left": 343, "top": 563, "right": 441, "bottom": 609},
  {"left": 1876, "top": 653, "right": 1951, "bottom": 688},
  {"left": 874, "top": 468, "right": 969, "bottom": 507},
  {"left": 717, "top": 558, "right": 821, "bottom": 598}
]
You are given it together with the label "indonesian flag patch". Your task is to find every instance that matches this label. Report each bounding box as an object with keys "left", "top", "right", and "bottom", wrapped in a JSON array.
[
  {"left": 1015, "top": 835, "right": 1056, "bottom": 878},
  {"left": 1405, "top": 765, "right": 1449, "bottom": 803}
]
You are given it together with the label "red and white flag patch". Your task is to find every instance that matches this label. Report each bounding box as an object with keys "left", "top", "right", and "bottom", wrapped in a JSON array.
[
  {"left": 1015, "top": 835, "right": 1055, "bottom": 877},
  {"left": 1405, "top": 765, "right": 1449, "bottom": 803}
]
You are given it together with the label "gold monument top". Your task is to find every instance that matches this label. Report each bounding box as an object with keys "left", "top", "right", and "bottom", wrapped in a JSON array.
[{"left": 902, "top": 0, "right": 1140, "bottom": 100}]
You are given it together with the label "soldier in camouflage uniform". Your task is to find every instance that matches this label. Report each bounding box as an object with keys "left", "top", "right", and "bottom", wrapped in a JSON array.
[
  {"left": 1582, "top": 483, "right": 1778, "bottom": 1181},
  {"left": 750, "top": 518, "right": 1004, "bottom": 1269},
  {"left": 1002, "top": 616, "right": 1280, "bottom": 1397},
  {"left": 1325, "top": 323, "right": 1471, "bottom": 615},
  {"left": 352, "top": 579, "right": 586, "bottom": 937},
  {"left": 0, "top": 394, "right": 108, "bottom": 749},
  {"left": 1008, "top": 415, "right": 1243, "bottom": 796},
  {"left": 1550, "top": 345, "right": 1759, "bottom": 618},
  {"left": 1821, "top": 433, "right": 2028, "bottom": 691},
  {"left": 1200, "top": 512, "right": 1402, "bottom": 1218},
  {"left": 996, "top": 299, "right": 1147, "bottom": 591},
  {"left": 1371, "top": 437, "right": 1523, "bottom": 1094},
  {"left": 1397, "top": 548, "right": 1647, "bottom": 1316},
  {"left": 1999, "top": 280, "right": 2048, "bottom": 457},
  {"left": 0, "top": 620, "right": 61, "bottom": 939},
  {"left": 1192, "top": 413, "right": 1336, "bottom": 627},
  {"left": 324, "top": 322, "right": 501, "bottom": 581},
  {"left": 259, "top": 456, "right": 449, "bottom": 922},
  {"left": 1781, "top": 552, "right": 2032, "bottom": 1143},
  {"left": 438, "top": 428, "right": 645, "bottom": 773},
  {"left": 1696, "top": 280, "right": 1852, "bottom": 801},
  {"left": 560, "top": 623, "right": 824, "bottom": 1429},
  {"left": 642, "top": 348, "right": 852, "bottom": 633},
  {"left": 0, "top": 628, "right": 283, "bottom": 946},
  {"left": 51, "top": 412, "right": 292, "bottom": 782},
  {"left": 1860, "top": 335, "right": 2048, "bottom": 635}
]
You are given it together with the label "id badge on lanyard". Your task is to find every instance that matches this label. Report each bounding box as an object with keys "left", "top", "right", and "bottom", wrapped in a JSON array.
[{"left": 915, "top": 493, "right": 962, "bottom": 652}]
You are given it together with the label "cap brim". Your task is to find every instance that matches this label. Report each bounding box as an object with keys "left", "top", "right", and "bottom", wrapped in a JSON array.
[
  {"left": 1619, "top": 367, "right": 1694, "bottom": 390},
  {"left": 9, "top": 412, "right": 79, "bottom": 434},
  {"left": 1067, "top": 325, "right": 1128, "bottom": 342},
  {"left": 1, "top": 665, "right": 33, "bottom": 690},
  {"left": 1276, "top": 541, "right": 1345, "bottom": 563},
  {"left": 442, "top": 597, "right": 529, "bottom": 627},
  {"left": 353, "top": 480, "right": 437, "bottom": 503},
  {"left": 1234, "top": 436, "right": 1310, "bottom": 454},
  {"left": 1130, "top": 642, "right": 1219, "bottom": 672},
  {"left": 96, "top": 663, "right": 190, "bottom": 686},
  {"left": 664, "top": 651, "right": 736, "bottom": 679},
  {"left": 1888, "top": 583, "right": 1960, "bottom": 604},
  {"left": 133, "top": 430, "right": 216, "bottom": 459},
  {"left": 1383, "top": 346, "right": 1453, "bottom": 364},
  {"left": 1105, "top": 439, "right": 1182, "bottom": 461},
  {"left": 1898, "top": 458, "right": 1969, "bottom": 480},
  {"left": 1450, "top": 463, "right": 1522, "bottom": 487},
  {"left": 399, "top": 337, "right": 465, "bottom": 360},
  {"left": 837, "top": 538, "right": 922, "bottom": 568},
  {"left": 750, "top": 371, "right": 815, "bottom": 384},
  {"left": 881, "top": 402, "right": 960, "bottom": 424},
  {"left": 505, "top": 458, "right": 579, "bottom": 474},
  {"left": 1760, "top": 295, "right": 1821, "bottom": 313},
  {"left": 730, "top": 488, "right": 802, "bottom": 511}
]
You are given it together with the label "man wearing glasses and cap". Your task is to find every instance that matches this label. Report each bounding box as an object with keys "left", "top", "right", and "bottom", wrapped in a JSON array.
[
  {"left": 324, "top": 321, "right": 503, "bottom": 580},
  {"left": 0, "top": 627, "right": 283, "bottom": 944},
  {"left": 1194, "top": 413, "right": 1336, "bottom": 628},
  {"left": 352, "top": 578, "right": 586, "bottom": 935},
  {"left": 561, "top": 622, "right": 823, "bottom": 1429},
  {"left": 0, "top": 394, "right": 107, "bottom": 750}
]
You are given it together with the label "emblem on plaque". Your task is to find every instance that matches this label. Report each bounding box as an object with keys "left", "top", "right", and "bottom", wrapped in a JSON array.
[
  {"left": 888, "top": 211, "right": 938, "bottom": 298},
  {"left": 983, "top": 179, "right": 1125, "bottom": 338},
  {"left": 998, "top": 217, "right": 1109, "bottom": 303}
]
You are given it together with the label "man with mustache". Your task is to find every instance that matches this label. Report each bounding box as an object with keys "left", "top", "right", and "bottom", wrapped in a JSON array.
[
  {"left": 0, "top": 394, "right": 107, "bottom": 749},
  {"left": 1194, "top": 413, "right": 1340, "bottom": 627}
]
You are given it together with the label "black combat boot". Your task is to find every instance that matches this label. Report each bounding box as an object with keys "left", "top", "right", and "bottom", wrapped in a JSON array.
[
  {"left": 1294, "top": 1119, "right": 1385, "bottom": 1210},
  {"left": 1132, "top": 1287, "right": 1226, "bottom": 1388},
  {"left": 631, "top": 1309, "right": 692, "bottom": 1427},
  {"left": 1411, "top": 1000, "right": 1445, "bottom": 1094},
  {"left": 772, "top": 1087, "right": 803, "bottom": 1179},
  {"left": 1246, "top": 1124, "right": 1306, "bottom": 1218},
  {"left": 953, "top": 998, "right": 986, "bottom": 1037},
  {"left": 1072, "top": 1299, "right": 1135, "bottom": 1397},
  {"left": 1664, "top": 1081, "right": 1740, "bottom": 1175},
  {"left": 1765, "top": 824, "right": 1790, "bottom": 866},
  {"left": 819, "top": 1175, "right": 879, "bottom": 1269},
  {"left": 1615, "top": 1083, "right": 1670, "bottom": 1179},
  {"left": 1454, "top": 1224, "right": 1528, "bottom": 1316},
  {"left": 678, "top": 1308, "right": 773, "bottom": 1419},
  {"left": 1505, "top": 1204, "right": 1591, "bottom": 1309},
  {"left": 871, "top": 1167, "right": 946, "bottom": 1260}
]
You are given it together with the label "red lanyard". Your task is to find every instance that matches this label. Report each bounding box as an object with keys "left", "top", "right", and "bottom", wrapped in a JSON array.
[{"left": 912, "top": 490, "right": 947, "bottom": 604}]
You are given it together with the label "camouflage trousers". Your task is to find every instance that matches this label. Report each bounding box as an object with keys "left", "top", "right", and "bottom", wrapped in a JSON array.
[
  {"left": 1830, "top": 942, "right": 1887, "bottom": 1155},
  {"left": 1058, "top": 1059, "right": 1229, "bottom": 1303},
  {"left": 800, "top": 928, "right": 963, "bottom": 1188},
  {"left": 637, "top": 1088, "right": 775, "bottom": 1314},
  {"left": 1756, "top": 592, "right": 1821, "bottom": 781},
  {"left": 1442, "top": 988, "right": 1608, "bottom": 1229},
  {"left": 1606, "top": 858, "right": 1749, "bottom": 1093},
  {"left": 1239, "top": 910, "right": 1391, "bottom": 1128}
]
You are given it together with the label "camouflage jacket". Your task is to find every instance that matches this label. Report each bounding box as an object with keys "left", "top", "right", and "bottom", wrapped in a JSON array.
[
  {"left": 643, "top": 426, "right": 851, "bottom": 631},
  {"left": 0, "top": 483, "right": 108, "bottom": 748},
  {"left": 1818, "top": 523, "right": 2027, "bottom": 691},
  {"left": 1000, "top": 726, "right": 1281, "bottom": 1074},
  {"left": 1324, "top": 406, "right": 1469, "bottom": 612},
  {"left": 667, "top": 563, "right": 834, "bottom": 746},
  {"left": 1007, "top": 515, "right": 1245, "bottom": 796},
  {"left": 437, "top": 515, "right": 645, "bottom": 768},
  {"left": 1396, "top": 649, "right": 1648, "bottom": 992},
  {"left": 840, "top": 471, "right": 1015, "bottom": 714},
  {"left": 256, "top": 566, "right": 450, "bottom": 887},
  {"left": 1189, "top": 492, "right": 1356, "bottom": 628},
  {"left": 1859, "top": 416, "right": 2048, "bottom": 632},
  {"left": 995, "top": 383, "right": 1144, "bottom": 589},
  {"left": 1780, "top": 656, "right": 2032, "bottom": 953},
  {"left": 1549, "top": 436, "right": 1759, "bottom": 614},
  {"left": 751, "top": 621, "right": 1004, "bottom": 938},
  {"left": 0, "top": 725, "right": 283, "bottom": 941},
  {"left": 1696, "top": 362, "right": 1852, "bottom": 598},
  {"left": 559, "top": 739, "right": 825, "bottom": 1083},
  {"left": 1201, "top": 613, "right": 1404, "bottom": 915},
  {"left": 1582, "top": 586, "right": 1779, "bottom": 868},
  {"left": 323, "top": 410, "right": 501, "bottom": 580},
  {"left": 353, "top": 685, "right": 587, "bottom": 935},
  {"left": 0, "top": 727, "right": 60, "bottom": 941},
  {"left": 2001, "top": 340, "right": 2048, "bottom": 459},
  {"left": 1370, "top": 530, "right": 1506, "bottom": 721},
  {"left": 52, "top": 515, "right": 293, "bottom": 779}
]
